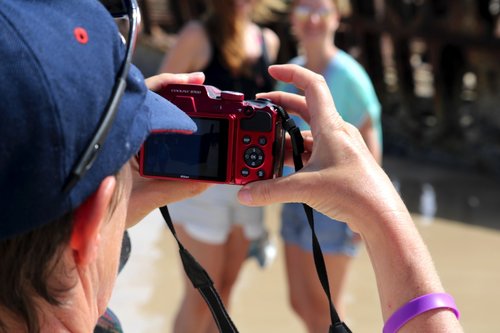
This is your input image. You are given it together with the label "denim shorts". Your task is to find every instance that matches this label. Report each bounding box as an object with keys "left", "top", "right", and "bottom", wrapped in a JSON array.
[{"left": 280, "top": 203, "right": 359, "bottom": 256}]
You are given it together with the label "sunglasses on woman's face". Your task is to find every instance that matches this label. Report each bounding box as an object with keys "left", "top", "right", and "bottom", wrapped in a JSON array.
[{"left": 293, "top": 5, "right": 335, "bottom": 22}]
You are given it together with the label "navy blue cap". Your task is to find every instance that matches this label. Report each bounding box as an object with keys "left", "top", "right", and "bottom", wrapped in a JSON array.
[{"left": 0, "top": 0, "right": 196, "bottom": 240}]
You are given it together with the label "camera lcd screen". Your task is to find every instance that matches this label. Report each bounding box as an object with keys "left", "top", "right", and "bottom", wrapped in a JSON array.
[{"left": 142, "top": 117, "right": 229, "bottom": 182}]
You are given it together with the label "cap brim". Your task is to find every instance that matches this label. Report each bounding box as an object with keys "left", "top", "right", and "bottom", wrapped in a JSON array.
[
  {"left": 65, "top": 67, "right": 197, "bottom": 224},
  {"left": 145, "top": 90, "right": 196, "bottom": 134}
]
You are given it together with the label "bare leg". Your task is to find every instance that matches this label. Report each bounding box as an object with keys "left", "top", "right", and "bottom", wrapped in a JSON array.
[
  {"left": 205, "top": 226, "right": 250, "bottom": 333},
  {"left": 284, "top": 243, "right": 352, "bottom": 333},
  {"left": 173, "top": 225, "right": 225, "bottom": 333},
  {"left": 173, "top": 225, "right": 251, "bottom": 333}
]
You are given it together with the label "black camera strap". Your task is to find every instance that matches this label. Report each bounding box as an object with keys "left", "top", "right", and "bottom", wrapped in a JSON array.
[
  {"left": 159, "top": 205, "right": 239, "bottom": 333},
  {"left": 160, "top": 106, "right": 351, "bottom": 333},
  {"left": 278, "top": 108, "right": 352, "bottom": 333}
]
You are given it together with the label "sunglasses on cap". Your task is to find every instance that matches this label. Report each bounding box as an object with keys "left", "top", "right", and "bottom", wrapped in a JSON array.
[{"left": 63, "top": 0, "right": 141, "bottom": 192}]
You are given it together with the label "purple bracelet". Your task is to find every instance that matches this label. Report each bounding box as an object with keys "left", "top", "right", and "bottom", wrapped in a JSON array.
[{"left": 383, "top": 293, "right": 460, "bottom": 333}]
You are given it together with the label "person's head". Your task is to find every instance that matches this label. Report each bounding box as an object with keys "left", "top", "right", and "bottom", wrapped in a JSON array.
[
  {"left": 203, "top": 0, "right": 285, "bottom": 75},
  {"left": 0, "top": 0, "right": 195, "bottom": 331},
  {"left": 290, "top": 0, "right": 341, "bottom": 45}
]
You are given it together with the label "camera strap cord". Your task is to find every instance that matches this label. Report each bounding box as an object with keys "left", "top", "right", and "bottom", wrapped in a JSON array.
[
  {"left": 160, "top": 106, "right": 351, "bottom": 333},
  {"left": 160, "top": 206, "right": 239, "bottom": 332},
  {"left": 278, "top": 107, "right": 352, "bottom": 333}
]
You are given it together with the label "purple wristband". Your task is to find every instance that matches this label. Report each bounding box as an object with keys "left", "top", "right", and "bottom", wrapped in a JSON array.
[{"left": 383, "top": 293, "right": 460, "bottom": 333}]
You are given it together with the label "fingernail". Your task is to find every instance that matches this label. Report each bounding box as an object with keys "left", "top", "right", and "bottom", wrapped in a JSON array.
[{"left": 238, "top": 189, "right": 253, "bottom": 204}]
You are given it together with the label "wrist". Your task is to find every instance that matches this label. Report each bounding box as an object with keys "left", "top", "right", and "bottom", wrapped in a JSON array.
[{"left": 383, "top": 293, "right": 460, "bottom": 333}]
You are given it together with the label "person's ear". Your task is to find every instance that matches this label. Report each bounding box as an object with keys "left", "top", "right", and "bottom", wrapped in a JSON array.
[{"left": 70, "top": 176, "right": 116, "bottom": 266}]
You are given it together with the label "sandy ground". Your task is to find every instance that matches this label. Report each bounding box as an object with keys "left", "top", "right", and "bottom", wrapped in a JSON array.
[{"left": 109, "top": 157, "right": 500, "bottom": 332}]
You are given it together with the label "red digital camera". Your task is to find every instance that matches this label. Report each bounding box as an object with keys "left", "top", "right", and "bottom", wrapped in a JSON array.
[{"left": 139, "top": 84, "right": 285, "bottom": 185}]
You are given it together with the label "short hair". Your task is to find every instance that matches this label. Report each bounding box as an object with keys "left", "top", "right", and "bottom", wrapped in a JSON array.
[
  {"left": 0, "top": 212, "right": 74, "bottom": 333},
  {"left": 0, "top": 169, "right": 125, "bottom": 333}
]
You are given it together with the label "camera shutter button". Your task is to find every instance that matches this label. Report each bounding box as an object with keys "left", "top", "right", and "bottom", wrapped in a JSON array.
[{"left": 221, "top": 91, "right": 244, "bottom": 101}]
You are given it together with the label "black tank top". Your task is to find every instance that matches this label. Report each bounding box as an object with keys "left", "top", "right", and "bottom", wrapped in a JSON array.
[{"left": 202, "top": 30, "right": 274, "bottom": 99}]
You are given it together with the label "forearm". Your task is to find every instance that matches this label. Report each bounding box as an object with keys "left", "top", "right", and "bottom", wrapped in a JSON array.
[
  {"left": 240, "top": 64, "right": 463, "bottom": 331},
  {"left": 361, "top": 209, "right": 463, "bottom": 332}
]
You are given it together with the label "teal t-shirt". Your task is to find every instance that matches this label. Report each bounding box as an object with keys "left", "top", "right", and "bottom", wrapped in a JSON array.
[{"left": 276, "top": 50, "right": 382, "bottom": 143}]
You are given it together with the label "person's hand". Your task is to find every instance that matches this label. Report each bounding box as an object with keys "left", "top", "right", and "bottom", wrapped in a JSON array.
[
  {"left": 145, "top": 71, "right": 205, "bottom": 91},
  {"left": 126, "top": 72, "right": 210, "bottom": 228},
  {"left": 237, "top": 64, "right": 406, "bottom": 233},
  {"left": 242, "top": 66, "right": 464, "bottom": 333}
]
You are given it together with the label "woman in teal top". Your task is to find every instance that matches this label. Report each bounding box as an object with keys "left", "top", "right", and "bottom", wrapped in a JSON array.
[
  {"left": 276, "top": 0, "right": 382, "bottom": 331},
  {"left": 277, "top": 50, "right": 382, "bottom": 147}
]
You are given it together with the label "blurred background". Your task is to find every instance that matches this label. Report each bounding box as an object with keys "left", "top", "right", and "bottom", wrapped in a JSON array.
[
  {"left": 134, "top": 0, "right": 500, "bottom": 179},
  {"left": 109, "top": 0, "right": 500, "bottom": 332}
]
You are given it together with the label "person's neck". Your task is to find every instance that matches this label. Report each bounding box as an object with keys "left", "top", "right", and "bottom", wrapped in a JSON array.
[
  {"left": 241, "top": 16, "right": 254, "bottom": 33},
  {"left": 0, "top": 302, "right": 94, "bottom": 333},
  {"left": 0, "top": 293, "right": 97, "bottom": 333},
  {"left": 46, "top": 286, "right": 99, "bottom": 333},
  {"left": 303, "top": 42, "right": 338, "bottom": 74},
  {"left": 236, "top": 7, "right": 252, "bottom": 26},
  {"left": 0, "top": 258, "right": 100, "bottom": 332}
]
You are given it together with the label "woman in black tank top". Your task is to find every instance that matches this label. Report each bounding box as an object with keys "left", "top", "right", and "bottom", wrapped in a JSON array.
[
  {"left": 202, "top": 28, "right": 274, "bottom": 98},
  {"left": 158, "top": 1, "right": 284, "bottom": 332},
  {"left": 160, "top": 1, "right": 281, "bottom": 97}
]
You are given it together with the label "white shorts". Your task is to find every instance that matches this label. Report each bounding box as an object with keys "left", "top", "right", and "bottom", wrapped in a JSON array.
[{"left": 168, "top": 185, "right": 264, "bottom": 244}]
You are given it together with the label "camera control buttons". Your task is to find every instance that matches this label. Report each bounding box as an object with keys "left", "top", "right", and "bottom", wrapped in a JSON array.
[
  {"left": 241, "top": 168, "right": 250, "bottom": 177},
  {"left": 257, "top": 170, "right": 265, "bottom": 178},
  {"left": 244, "top": 147, "right": 264, "bottom": 168},
  {"left": 258, "top": 136, "right": 267, "bottom": 145},
  {"left": 243, "top": 136, "right": 251, "bottom": 144}
]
